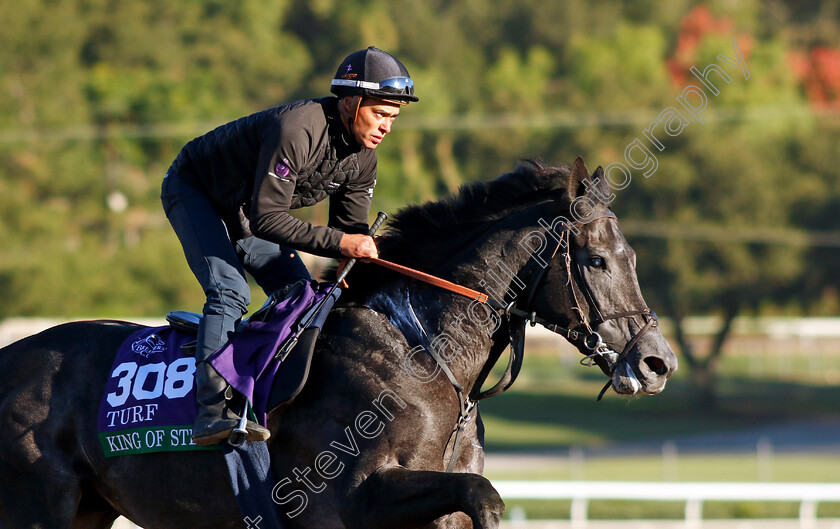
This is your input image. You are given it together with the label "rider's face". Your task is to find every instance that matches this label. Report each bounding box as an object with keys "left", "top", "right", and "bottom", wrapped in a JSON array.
[{"left": 348, "top": 98, "right": 401, "bottom": 149}]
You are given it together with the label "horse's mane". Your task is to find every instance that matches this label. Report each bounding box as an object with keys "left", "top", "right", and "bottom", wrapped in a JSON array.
[
  {"left": 379, "top": 161, "right": 571, "bottom": 260},
  {"left": 338, "top": 161, "right": 575, "bottom": 297}
]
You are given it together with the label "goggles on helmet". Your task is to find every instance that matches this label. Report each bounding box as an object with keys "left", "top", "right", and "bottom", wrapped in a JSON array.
[{"left": 331, "top": 77, "right": 415, "bottom": 97}]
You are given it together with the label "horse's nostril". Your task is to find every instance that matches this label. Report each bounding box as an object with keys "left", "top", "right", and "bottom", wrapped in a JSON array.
[{"left": 643, "top": 356, "right": 668, "bottom": 376}]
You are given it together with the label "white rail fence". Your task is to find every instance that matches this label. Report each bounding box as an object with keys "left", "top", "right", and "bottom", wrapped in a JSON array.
[
  {"left": 112, "top": 481, "right": 840, "bottom": 529},
  {"left": 495, "top": 481, "right": 840, "bottom": 528}
]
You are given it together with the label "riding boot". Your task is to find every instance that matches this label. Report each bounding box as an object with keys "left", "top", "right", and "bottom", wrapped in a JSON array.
[{"left": 191, "top": 360, "right": 270, "bottom": 446}]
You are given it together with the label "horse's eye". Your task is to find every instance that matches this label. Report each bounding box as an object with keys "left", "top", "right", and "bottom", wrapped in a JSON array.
[{"left": 590, "top": 256, "right": 605, "bottom": 268}]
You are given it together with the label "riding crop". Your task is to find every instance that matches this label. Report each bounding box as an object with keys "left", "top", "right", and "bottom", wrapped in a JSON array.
[
  {"left": 228, "top": 211, "right": 389, "bottom": 446},
  {"left": 273, "top": 210, "right": 389, "bottom": 361}
]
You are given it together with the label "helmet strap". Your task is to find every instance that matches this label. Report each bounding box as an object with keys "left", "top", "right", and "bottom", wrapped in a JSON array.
[
  {"left": 352, "top": 96, "right": 363, "bottom": 125},
  {"left": 338, "top": 96, "right": 363, "bottom": 137}
]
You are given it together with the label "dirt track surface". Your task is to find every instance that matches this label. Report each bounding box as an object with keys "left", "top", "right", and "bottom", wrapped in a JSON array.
[{"left": 486, "top": 418, "right": 840, "bottom": 468}]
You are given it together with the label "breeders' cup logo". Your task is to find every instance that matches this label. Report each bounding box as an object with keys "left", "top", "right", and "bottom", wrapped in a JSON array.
[
  {"left": 131, "top": 334, "right": 166, "bottom": 358},
  {"left": 269, "top": 158, "right": 291, "bottom": 182}
]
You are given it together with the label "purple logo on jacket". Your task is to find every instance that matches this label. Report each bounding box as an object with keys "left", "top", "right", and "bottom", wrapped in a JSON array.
[{"left": 270, "top": 159, "right": 291, "bottom": 182}]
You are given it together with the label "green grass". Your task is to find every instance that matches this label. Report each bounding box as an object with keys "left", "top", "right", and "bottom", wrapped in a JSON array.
[
  {"left": 479, "top": 351, "right": 840, "bottom": 451},
  {"left": 484, "top": 454, "right": 840, "bottom": 482},
  {"left": 477, "top": 349, "right": 840, "bottom": 520},
  {"left": 498, "top": 499, "right": 840, "bottom": 521},
  {"left": 486, "top": 454, "right": 840, "bottom": 520}
]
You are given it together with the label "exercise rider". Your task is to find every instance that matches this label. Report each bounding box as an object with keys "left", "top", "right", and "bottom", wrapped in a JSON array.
[{"left": 160, "top": 47, "right": 418, "bottom": 445}]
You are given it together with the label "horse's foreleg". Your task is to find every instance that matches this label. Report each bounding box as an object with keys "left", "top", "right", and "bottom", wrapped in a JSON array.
[{"left": 343, "top": 467, "right": 504, "bottom": 529}]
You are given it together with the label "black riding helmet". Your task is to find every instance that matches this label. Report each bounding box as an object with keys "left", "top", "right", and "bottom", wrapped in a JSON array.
[{"left": 330, "top": 46, "right": 419, "bottom": 104}]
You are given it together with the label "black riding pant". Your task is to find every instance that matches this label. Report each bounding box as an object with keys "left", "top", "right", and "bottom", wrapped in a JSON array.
[{"left": 161, "top": 171, "right": 311, "bottom": 362}]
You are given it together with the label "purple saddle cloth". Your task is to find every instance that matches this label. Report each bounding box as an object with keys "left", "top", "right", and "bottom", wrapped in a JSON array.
[
  {"left": 97, "top": 280, "right": 339, "bottom": 457},
  {"left": 97, "top": 325, "right": 208, "bottom": 457}
]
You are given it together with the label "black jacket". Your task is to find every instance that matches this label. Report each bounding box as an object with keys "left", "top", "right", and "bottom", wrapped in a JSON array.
[{"left": 170, "top": 97, "right": 376, "bottom": 257}]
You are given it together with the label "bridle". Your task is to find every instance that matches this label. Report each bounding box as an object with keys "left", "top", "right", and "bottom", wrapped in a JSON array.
[
  {"left": 514, "top": 210, "right": 659, "bottom": 400},
  {"left": 363, "top": 209, "right": 659, "bottom": 471}
]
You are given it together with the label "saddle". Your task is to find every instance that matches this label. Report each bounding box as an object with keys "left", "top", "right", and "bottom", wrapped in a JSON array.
[{"left": 165, "top": 280, "right": 337, "bottom": 416}]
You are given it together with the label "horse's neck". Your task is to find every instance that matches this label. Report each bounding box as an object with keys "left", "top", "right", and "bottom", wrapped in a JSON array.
[{"left": 405, "top": 223, "right": 537, "bottom": 393}]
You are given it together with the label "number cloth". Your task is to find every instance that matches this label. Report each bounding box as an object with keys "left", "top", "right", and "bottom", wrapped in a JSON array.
[
  {"left": 96, "top": 280, "right": 339, "bottom": 458},
  {"left": 97, "top": 326, "right": 215, "bottom": 457}
]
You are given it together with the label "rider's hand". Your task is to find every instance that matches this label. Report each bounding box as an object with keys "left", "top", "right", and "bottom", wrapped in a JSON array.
[{"left": 339, "top": 233, "right": 379, "bottom": 259}]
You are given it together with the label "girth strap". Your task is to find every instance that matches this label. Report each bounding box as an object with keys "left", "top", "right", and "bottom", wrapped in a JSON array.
[
  {"left": 444, "top": 397, "right": 476, "bottom": 473},
  {"left": 401, "top": 289, "right": 477, "bottom": 472},
  {"left": 404, "top": 294, "right": 463, "bottom": 393}
]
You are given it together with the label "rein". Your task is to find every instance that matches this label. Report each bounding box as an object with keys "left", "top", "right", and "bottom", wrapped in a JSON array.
[
  {"left": 365, "top": 258, "right": 489, "bottom": 304},
  {"left": 363, "top": 210, "right": 658, "bottom": 471},
  {"left": 365, "top": 257, "right": 593, "bottom": 347}
]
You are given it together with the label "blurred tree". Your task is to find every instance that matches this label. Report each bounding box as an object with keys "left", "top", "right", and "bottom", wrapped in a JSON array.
[
  {"left": 627, "top": 131, "right": 806, "bottom": 408},
  {"left": 593, "top": 7, "right": 817, "bottom": 407},
  {"left": 0, "top": 0, "right": 836, "bottom": 341},
  {"left": 786, "top": 125, "right": 840, "bottom": 314},
  {"left": 0, "top": 0, "right": 312, "bottom": 317}
]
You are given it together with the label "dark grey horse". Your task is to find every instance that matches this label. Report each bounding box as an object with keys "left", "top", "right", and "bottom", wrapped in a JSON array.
[{"left": 0, "top": 157, "right": 677, "bottom": 529}]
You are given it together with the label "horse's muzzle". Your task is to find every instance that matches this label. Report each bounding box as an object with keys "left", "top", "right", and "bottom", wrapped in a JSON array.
[{"left": 609, "top": 332, "right": 678, "bottom": 396}]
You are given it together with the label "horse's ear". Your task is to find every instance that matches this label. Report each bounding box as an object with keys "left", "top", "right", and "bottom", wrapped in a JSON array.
[
  {"left": 519, "top": 158, "right": 545, "bottom": 172},
  {"left": 567, "top": 156, "right": 590, "bottom": 199},
  {"left": 589, "top": 165, "right": 611, "bottom": 203}
]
